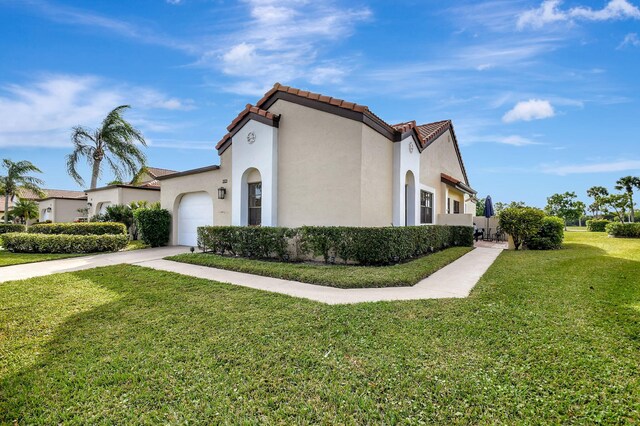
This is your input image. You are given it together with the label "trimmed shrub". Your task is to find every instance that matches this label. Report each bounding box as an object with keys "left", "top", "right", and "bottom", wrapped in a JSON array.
[
  {"left": 606, "top": 222, "right": 640, "bottom": 238},
  {"left": 198, "top": 225, "right": 473, "bottom": 265},
  {"left": 134, "top": 208, "right": 171, "bottom": 247},
  {"left": 28, "top": 222, "right": 126, "bottom": 235},
  {"left": 586, "top": 219, "right": 611, "bottom": 232},
  {"left": 526, "top": 216, "right": 565, "bottom": 250},
  {"left": 1, "top": 232, "right": 128, "bottom": 253},
  {"left": 499, "top": 207, "right": 545, "bottom": 250},
  {"left": 198, "top": 226, "right": 294, "bottom": 259},
  {"left": 0, "top": 223, "right": 25, "bottom": 234}
]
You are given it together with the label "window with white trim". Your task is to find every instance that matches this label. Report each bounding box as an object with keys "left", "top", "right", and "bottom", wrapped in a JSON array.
[{"left": 420, "top": 190, "right": 434, "bottom": 224}]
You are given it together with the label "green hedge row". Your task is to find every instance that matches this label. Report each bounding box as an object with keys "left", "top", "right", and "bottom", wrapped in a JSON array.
[
  {"left": 134, "top": 208, "right": 171, "bottom": 247},
  {"left": 28, "top": 222, "right": 126, "bottom": 235},
  {"left": 0, "top": 223, "right": 25, "bottom": 234},
  {"left": 606, "top": 222, "right": 640, "bottom": 238},
  {"left": 1, "top": 233, "right": 128, "bottom": 253},
  {"left": 198, "top": 226, "right": 294, "bottom": 259},
  {"left": 197, "top": 225, "right": 473, "bottom": 265},
  {"left": 526, "top": 216, "right": 564, "bottom": 250},
  {"left": 586, "top": 219, "right": 610, "bottom": 232}
]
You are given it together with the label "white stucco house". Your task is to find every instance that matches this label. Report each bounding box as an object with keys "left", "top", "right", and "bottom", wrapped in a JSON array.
[
  {"left": 86, "top": 167, "right": 177, "bottom": 217},
  {"left": 159, "top": 83, "right": 477, "bottom": 246}
]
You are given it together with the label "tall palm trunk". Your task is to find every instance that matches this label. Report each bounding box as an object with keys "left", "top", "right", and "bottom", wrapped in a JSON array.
[
  {"left": 90, "top": 149, "right": 103, "bottom": 189},
  {"left": 3, "top": 194, "right": 8, "bottom": 223},
  {"left": 630, "top": 195, "right": 635, "bottom": 223}
]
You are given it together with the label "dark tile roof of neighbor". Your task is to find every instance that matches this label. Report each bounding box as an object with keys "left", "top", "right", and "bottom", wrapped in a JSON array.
[
  {"left": 214, "top": 83, "right": 471, "bottom": 186},
  {"left": 144, "top": 167, "right": 178, "bottom": 179}
]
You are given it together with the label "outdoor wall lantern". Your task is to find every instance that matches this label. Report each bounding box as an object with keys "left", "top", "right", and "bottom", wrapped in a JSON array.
[
  {"left": 46, "top": 207, "right": 52, "bottom": 212},
  {"left": 218, "top": 187, "right": 227, "bottom": 199},
  {"left": 87, "top": 202, "right": 93, "bottom": 207}
]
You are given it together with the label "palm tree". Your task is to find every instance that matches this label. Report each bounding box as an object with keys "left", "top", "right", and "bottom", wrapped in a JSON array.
[
  {"left": 1, "top": 159, "right": 45, "bottom": 223},
  {"left": 66, "top": 105, "right": 147, "bottom": 189},
  {"left": 587, "top": 186, "right": 609, "bottom": 218},
  {"left": 10, "top": 199, "right": 39, "bottom": 228},
  {"left": 615, "top": 176, "right": 640, "bottom": 222}
]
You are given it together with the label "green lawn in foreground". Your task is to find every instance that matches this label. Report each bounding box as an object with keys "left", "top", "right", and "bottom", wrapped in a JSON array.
[
  {"left": 0, "top": 250, "right": 84, "bottom": 267},
  {"left": 167, "top": 246, "right": 472, "bottom": 288},
  {"left": 1, "top": 232, "right": 639, "bottom": 423},
  {"left": 0, "top": 241, "right": 149, "bottom": 267}
]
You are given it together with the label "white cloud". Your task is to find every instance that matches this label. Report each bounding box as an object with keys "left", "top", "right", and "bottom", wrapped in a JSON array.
[
  {"left": 497, "top": 135, "right": 540, "bottom": 146},
  {"left": 166, "top": 0, "right": 183, "bottom": 4},
  {"left": 518, "top": 0, "right": 640, "bottom": 29},
  {"left": 541, "top": 160, "right": 640, "bottom": 175},
  {"left": 0, "top": 74, "right": 193, "bottom": 148},
  {"left": 204, "top": 0, "right": 371, "bottom": 91},
  {"left": 618, "top": 32, "right": 640, "bottom": 48},
  {"left": 503, "top": 99, "right": 555, "bottom": 123}
]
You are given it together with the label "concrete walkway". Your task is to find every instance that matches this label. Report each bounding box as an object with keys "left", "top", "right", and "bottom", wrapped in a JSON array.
[
  {"left": 0, "top": 246, "right": 191, "bottom": 283},
  {"left": 0, "top": 246, "right": 503, "bottom": 305}
]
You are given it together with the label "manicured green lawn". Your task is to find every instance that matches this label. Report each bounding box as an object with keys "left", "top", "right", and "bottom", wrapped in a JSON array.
[
  {"left": 1, "top": 232, "right": 639, "bottom": 423},
  {"left": 167, "top": 246, "right": 473, "bottom": 288},
  {"left": 0, "top": 241, "right": 149, "bottom": 267},
  {"left": 0, "top": 250, "right": 84, "bottom": 266}
]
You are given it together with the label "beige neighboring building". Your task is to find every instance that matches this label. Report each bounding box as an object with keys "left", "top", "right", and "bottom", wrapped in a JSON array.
[
  {"left": 86, "top": 167, "right": 177, "bottom": 217},
  {"left": 1, "top": 189, "right": 87, "bottom": 224},
  {"left": 160, "top": 84, "right": 477, "bottom": 246},
  {"left": 36, "top": 190, "right": 88, "bottom": 223}
]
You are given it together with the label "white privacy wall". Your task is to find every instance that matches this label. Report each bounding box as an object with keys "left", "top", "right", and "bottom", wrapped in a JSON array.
[
  {"left": 231, "top": 119, "right": 278, "bottom": 226},
  {"left": 392, "top": 135, "right": 421, "bottom": 226}
]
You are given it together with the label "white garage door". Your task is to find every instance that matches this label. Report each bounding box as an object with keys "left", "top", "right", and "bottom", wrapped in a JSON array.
[{"left": 177, "top": 192, "right": 213, "bottom": 247}]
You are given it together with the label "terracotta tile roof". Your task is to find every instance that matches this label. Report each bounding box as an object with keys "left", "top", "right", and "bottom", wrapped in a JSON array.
[
  {"left": 416, "top": 120, "right": 452, "bottom": 146},
  {"left": 256, "top": 83, "right": 369, "bottom": 113},
  {"left": 215, "top": 133, "right": 231, "bottom": 150},
  {"left": 19, "top": 188, "right": 86, "bottom": 200},
  {"left": 227, "top": 104, "right": 279, "bottom": 132},
  {"left": 144, "top": 167, "right": 178, "bottom": 179},
  {"left": 392, "top": 120, "right": 417, "bottom": 133},
  {"left": 441, "top": 173, "right": 461, "bottom": 185}
]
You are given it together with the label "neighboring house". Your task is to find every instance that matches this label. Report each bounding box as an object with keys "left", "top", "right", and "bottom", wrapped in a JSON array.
[
  {"left": 35, "top": 190, "right": 88, "bottom": 223},
  {"left": 1, "top": 189, "right": 87, "bottom": 223},
  {"left": 160, "top": 83, "right": 477, "bottom": 246},
  {"left": 86, "top": 167, "right": 177, "bottom": 217}
]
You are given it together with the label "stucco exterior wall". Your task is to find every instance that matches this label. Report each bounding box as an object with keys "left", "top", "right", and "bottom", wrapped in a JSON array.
[
  {"left": 161, "top": 171, "right": 217, "bottom": 245},
  {"left": 87, "top": 187, "right": 120, "bottom": 217},
  {"left": 268, "top": 100, "right": 364, "bottom": 227},
  {"left": 119, "top": 188, "right": 160, "bottom": 206},
  {"left": 87, "top": 187, "right": 160, "bottom": 217},
  {"left": 420, "top": 129, "right": 469, "bottom": 219},
  {"left": 55, "top": 199, "right": 88, "bottom": 222},
  {"left": 360, "top": 125, "right": 393, "bottom": 226}
]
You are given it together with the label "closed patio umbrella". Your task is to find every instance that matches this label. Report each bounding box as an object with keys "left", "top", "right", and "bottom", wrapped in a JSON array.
[{"left": 483, "top": 195, "right": 494, "bottom": 238}]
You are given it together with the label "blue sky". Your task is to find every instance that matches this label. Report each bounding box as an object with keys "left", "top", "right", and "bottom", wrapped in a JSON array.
[{"left": 0, "top": 0, "right": 639, "bottom": 207}]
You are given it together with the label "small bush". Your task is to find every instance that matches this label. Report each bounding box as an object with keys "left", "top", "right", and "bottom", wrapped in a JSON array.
[
  {"left": 134, "top": 208, "right": 171, "bottom": 247},
  {"left": 198, "top": 225, "right": 473, "bottom": 265},
  {"left": 0, "top": 223, "right": 25, "bottom": 234},
  {"left": 586, "top": 219, "right": 611, "bottom": 232},
  {"left": 198, "top": 226, "right": 294, "bottom": 259},
  {"left": 606, "top": 222, "right": 640, "bottom": 238},
  {"left": 526, "top": 216, "right": 565, "bottom": 250},
  {"left": 1, "top": 233, "right": 128, "bottom": 253},
  {"left": 499, "top": 207, "right": 546, "bottom": 250},
  {"left": 28, "top": 222, "right": 126, "bottom": 235}
]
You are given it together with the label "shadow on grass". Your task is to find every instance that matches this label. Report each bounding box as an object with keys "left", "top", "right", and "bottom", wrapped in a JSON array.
[{"left": 1, "top": 239, "right": 640, "bottom": 424}]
